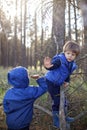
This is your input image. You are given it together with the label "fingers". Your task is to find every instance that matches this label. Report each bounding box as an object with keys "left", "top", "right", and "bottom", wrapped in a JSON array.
[
  {"left": 44, "top": 56, "right": 53, "bottom": 68},
  {"left": 64, "top": 82, "right": 69, "bottom": 87},
  {"left": 44, "top": 57, "right": 51, "bottom": 62},
  {"left": 31, "top": 74, "right": 39, "bottom": 79},
  {"left": 44, "top": 57, "right": 51, "bottom": 63}
]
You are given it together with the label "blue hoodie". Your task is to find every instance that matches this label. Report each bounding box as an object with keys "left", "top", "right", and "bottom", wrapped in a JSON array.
[
  {"left": 45, "top": 53, "right": 77, "bottom": 86},
  {"left": 3, "top": 66, "right": 47, "bottom": 129}
]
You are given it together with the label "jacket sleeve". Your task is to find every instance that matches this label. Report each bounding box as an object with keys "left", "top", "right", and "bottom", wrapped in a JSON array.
[
  {"left": 65, "top": 62, "right": 77, "bottom": 82},
  {"left": 31, "top": 77, "right": 48, "bottom": 99},
  {"left": 65, "top": 76, "right": 70, "bottom": 82},
  {"left": 45, "top": 54, "right": 61, "bottom": 70},
  {"left": 70, "top": 62, "right": 77, "bottom": 74}
]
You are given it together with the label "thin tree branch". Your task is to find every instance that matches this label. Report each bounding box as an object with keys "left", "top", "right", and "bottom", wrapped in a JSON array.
[
  {"left": 74, "top": 111, "right": 87, "bottom": 121},
  {"left": 34, "top": 104, "right": 52, "bottom": 116}
]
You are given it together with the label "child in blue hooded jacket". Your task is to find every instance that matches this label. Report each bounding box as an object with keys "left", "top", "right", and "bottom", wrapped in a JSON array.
[
  {"left": 3, "top": 66, "right": 48, "bottom": 130},
  {"left": 44, "top": 41, "right": 80, "bottom": 128}
]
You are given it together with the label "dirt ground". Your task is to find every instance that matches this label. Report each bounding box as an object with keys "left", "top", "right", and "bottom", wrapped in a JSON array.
[
  {"left": 0, "top": 106, "right": 87, "bottom": 130},
  {"left": 0, "top": 106, "right": 56, "bottom": 130},
  {"left": 30, "top": 108, "right": 87, "bottom": 130}
]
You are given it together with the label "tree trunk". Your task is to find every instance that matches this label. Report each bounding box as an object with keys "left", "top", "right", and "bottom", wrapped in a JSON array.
[
  {"left": 34, "top": 12, "right": 37, "bottom": 69},
  {"left": 52, "top": 0, "right": 65, "bottom": 53},
  {"left": 14, "top": 0, "right": 17, "bottom": 66},
  {"left": 40, "top": 0, "right": 44, "bottom": 70},
  {"left": 23, "top": 0, "right": 27, "bottom": 67},
  {"left": 79, "top": 0, "right": 87, "bottom": 80}
]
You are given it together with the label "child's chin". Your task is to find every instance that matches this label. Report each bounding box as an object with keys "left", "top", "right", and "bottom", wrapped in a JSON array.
[{"left": 68, "top": 59, "right": 72, "bottom": 62}]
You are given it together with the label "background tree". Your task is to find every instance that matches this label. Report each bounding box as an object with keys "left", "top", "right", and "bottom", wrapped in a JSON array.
[
  {"left": 13, "top": 0, "right": 18, "bottom": 66},
  {"left": 52, "top": 0, "right": 65, "bottom": 53},
  {"left": 79, "top": 0, "right": 87, "bottom": 80},
  {"left": 34, "top": 12, "right": 38, "bottom": 69}
]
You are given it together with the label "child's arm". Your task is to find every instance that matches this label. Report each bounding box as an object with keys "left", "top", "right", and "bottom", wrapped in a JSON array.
[
  {"left": 44, "top": 55, "right": 61, "bottom": 70},
  {"left": 65, "top": 76, "right": 70, "bottom": 83},
  {"left": 64, "top": 76, "right": 70, "bottom": 87},
  {"left": 30, "top": 77, "right": 48, "bottom": 99}
]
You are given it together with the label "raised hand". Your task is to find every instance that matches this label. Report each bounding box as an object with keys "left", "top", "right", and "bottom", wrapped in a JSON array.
[{"left": 44, "top": 57, "right": 53, "bottom": 69}]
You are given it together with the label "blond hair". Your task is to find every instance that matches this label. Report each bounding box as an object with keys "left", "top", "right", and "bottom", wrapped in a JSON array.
[{"left": 63, "top": 41, "right": 80, "bottom": 56}]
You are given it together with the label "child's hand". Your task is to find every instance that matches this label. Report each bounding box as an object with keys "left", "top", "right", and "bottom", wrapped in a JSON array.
[
  {"left": 64, "top": 82, "right": 69, "bottom": 87},
  {"left": 44, "top": 57, "right": 53, "bottom": 68},
  {"left": 31, "top": 74, "right": 39, "bottom": 79}
]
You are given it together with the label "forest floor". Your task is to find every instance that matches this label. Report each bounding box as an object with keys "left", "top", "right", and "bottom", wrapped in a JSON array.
[
  {"left": 0, "top": 105, "right": 87, "bottom": 130},
  {"left": 30, "top": 108, "right": 87, "bottom": 130}
]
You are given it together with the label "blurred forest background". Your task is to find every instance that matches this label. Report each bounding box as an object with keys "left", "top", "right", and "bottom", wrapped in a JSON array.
[{"left": 0, "top": 0, "right": 87, "bottom": 130}]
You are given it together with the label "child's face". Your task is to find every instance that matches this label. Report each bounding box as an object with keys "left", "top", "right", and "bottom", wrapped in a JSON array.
[{"left": 65, "top": 51, "right": 76, "bottom": 62}]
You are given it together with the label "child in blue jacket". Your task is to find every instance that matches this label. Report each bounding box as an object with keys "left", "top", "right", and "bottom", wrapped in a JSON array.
[
  {"left": 3, "top": 66, "right": 48, "bottom": 130},
  {"left": 44, "top": 41, "right": 80, "bottom": 128}
]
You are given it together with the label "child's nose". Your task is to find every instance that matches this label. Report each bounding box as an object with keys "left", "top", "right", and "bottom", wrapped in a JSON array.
[{"left": 69, "top": 54, "right": 72, "bottom": 57}]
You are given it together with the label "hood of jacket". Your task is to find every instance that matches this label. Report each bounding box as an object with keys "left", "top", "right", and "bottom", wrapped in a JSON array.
[{"left": 8, "top": 66, "right": 29, "bottom": 88}]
